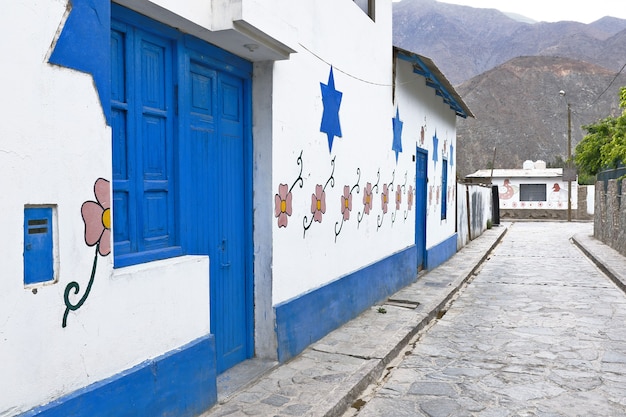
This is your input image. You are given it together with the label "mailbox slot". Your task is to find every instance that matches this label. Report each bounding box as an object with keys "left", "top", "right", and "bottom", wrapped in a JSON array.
[{"left": 24, "top": 207, "right": 55, "bottom": 285}]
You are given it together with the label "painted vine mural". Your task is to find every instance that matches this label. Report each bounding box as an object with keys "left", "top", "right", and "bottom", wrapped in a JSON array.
[
  {"left": 62, "top": 178, "right": 111, "bottom": 328},
  {"left": 273, "top": 66, "right": 455, "bottom": 240}
]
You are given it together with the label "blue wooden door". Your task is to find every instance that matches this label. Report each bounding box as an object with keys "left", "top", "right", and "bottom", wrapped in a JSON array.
[
  {"left": 184, "top": 58, "right": 252, "bottom": 373},
  {"left": 415, "top": 149, "right": 428, "bottom": 270},
  {"left": 112, "top": 6, "right": 252, "bottom": 374}
]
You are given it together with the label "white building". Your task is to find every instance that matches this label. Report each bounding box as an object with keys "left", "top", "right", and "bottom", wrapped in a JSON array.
[
  {"left": 467, "top": 160, "right": 578, "bottom": 218},
  {"left": 1, "top": 1, "right": 471, "bottom": 415}
]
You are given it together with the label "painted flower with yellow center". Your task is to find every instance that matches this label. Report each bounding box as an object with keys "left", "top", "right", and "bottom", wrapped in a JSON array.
[
  {"left": 341, "top": 185, "right": 352, "bottom": 221},
  {"left": 310, "top": 184, "right": 326, "bottom": 223},
  {"left": 395, "top": 186, "right": 402, "bottom": 211},
  {"left": 363, "top": 182, "right": 373, "bottom": 215},
  {"left": 274, "top": 183, "right": 293, "bottom": 228},
  {"left": 381, "top": 184, "right": 389, "bottom": 214},
  {"left": 81, "top": 178, "right": 111, "bottom": 256}
]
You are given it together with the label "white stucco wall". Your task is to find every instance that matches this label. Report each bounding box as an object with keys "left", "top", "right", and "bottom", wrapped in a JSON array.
[
  {"left": 586, "top": 185, "right": 595, "bottom": 215},
  {"left": 269, "top": 1, "right": 460, "bottom": 305},
  {"left": 457, "top": 183, "right": 493, "bottom": 248},
  {"left": 270, "top": 0, "right": 413, "bottom": 305},
  {"left": 394, "top": 59, "right": 458, "bottom": 251},
  {"left": 1, "top": 2, "right": 209, "bottom": 415}
]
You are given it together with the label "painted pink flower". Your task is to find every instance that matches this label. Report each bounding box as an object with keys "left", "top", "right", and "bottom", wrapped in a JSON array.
[
  {"left": 274, "top": 183, "right": 293, "bottom": 228},
  {"left": 395, "top": 186, "right": 402, "bottom": 211},
  {"left": 311, "top": 184, "right": 326, "bottom": 223},
  {"left": 381, "top": 184, "right": 389, "bottom": 214},
  {"left": 363, "top": 182, "right": 373, "bottom": 215},
  {"left": 407, "top": 185, "right": 414, "bottom": 211},
  {"left": 341, "top": 185, "right": 352, "bottom": 221},
  {"left": 81, "top": 178, "right": 111, "bottom": 256}
]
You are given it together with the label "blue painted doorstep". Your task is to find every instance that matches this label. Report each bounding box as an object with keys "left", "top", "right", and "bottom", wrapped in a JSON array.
[{"left": 20, "top": 336, "right": 217, "bottom": 417}]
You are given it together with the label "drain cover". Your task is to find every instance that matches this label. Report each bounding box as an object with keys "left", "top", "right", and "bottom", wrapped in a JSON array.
[{"left": 385, "top": 298, "right": 420, "bottom": 309}]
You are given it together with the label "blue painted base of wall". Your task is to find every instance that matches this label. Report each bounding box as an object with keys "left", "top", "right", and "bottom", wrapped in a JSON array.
[
  {"left": 21, "top": 335, "right": 217, "bottom": 417},
  {"left": 275, "top": 246, "right": 417, "bottom": 363},
  {"left": 426, "top": 233, "right": 458, "bottom": 270}
]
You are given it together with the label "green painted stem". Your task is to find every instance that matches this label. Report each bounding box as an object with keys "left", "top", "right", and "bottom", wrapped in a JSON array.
[{"left": 62, "top": 245, "right": 99, "bottom": 328}]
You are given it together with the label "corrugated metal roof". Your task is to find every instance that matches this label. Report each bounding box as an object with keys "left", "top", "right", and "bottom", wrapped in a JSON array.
[
  {"left": 394, "top": 46, "right": 474, "bottom": 119},
  {"left": 466, "top": 168, "right": 563, "bottom": 178}
]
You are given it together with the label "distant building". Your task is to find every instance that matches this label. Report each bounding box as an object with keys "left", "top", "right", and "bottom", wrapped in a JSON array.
[{"left": 466, "top": 160, "right": 580, "bottom": 219}]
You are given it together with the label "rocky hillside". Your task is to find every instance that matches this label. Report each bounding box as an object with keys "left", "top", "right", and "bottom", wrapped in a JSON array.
[
  {"left": 393, "top": 0, "right": 626, "bottom": 85},
  {"left": 393, "top": 0, "right": 626, "bottom": 176},
  {"left": 456, "top": 56, "right": 626, "bottom": 176}
]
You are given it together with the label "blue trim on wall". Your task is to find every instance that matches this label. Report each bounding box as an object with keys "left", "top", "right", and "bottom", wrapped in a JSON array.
[
  {"left": 275, "top": 246, "right": 417, "bottom": 363},
  {"left": 425, "top": 233, "right": 457, "bottom": 270},
  {"left": 20, "top": 335, "right": 217, "bottom": 417},
  {"left": 49, "top": 0, "right": 111, "bottom": 124}
]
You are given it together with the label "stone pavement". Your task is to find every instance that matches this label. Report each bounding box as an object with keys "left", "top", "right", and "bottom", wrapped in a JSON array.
[
  {"left": 351, "top": 221, "right": 626, "bottom": 416},
  {"left": 201, "top": 222, "right": 626, "bottom": 417}
]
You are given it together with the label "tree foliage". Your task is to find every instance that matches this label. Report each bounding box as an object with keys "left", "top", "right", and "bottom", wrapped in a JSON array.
[{"left": 574, "top": 87, "right": 626, "bottom": 176}]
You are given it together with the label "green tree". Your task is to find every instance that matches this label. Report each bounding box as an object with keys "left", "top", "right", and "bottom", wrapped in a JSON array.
[{"left": 574, "top": 87, "right": 626, "bottom": 176}]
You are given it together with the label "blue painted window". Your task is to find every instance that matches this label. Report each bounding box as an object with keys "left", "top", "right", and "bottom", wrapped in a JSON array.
[
  {"left": 441, "top": 159, "right": 448, "bottom": 220},
  {"left": 111, "top": 17, "right": 182, "bottom": 267},
  {"left": 24, "top": 207, "right": 54, "bottom": 285}
]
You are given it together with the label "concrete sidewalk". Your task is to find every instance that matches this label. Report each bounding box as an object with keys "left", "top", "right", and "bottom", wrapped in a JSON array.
[
  {"left": 200, "top": 224, "right": 625, "bottom": 417},
  {"left": 572, "top": 232, "right": 626, "bottom": 294}
]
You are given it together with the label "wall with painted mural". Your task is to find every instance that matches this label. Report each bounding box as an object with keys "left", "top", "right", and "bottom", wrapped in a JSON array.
[
  {"left": 3, "top": 0, "right": 471, "bottom": 414},
  {"left": 269, "top": 14, "right": 461, "bottom": 308},
  {"left": 467, "top": 163, "right": 578, "bottom": 211},
  {"left": 267, "top": 1, "right": 469, "bottom": 363},
  {"left": 495, "top": 176, "right": 578, "bottom": 210},
  {"left": 1, "top": 1, "right": 211, "bottom": 415},
  {"left": 270, "top": 5, "right": 401, "bottom": 305},
  {"left": 393, "top": 55, "right": 458, "bottom": 252}
]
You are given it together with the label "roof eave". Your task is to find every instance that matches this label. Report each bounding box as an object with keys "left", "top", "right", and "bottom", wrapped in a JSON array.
[{"left": 394, "top": 46, "right": 474, "bottom": 119}]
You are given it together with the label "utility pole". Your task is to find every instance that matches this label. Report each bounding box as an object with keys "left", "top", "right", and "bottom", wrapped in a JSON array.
[
  {"left": 567, "top": 102, "right": 572, "bottom": 222},
  {"left": 559, "top": 90, "right": 573, "bottom": 222}
]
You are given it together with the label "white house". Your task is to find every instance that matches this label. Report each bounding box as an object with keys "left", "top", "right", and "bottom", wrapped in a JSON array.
[
  {"left": 1, "top": 1, "right": 471, "bottom": 416},
  {"left": 466, "top": 160, "right": 578, "bottom": 219}
]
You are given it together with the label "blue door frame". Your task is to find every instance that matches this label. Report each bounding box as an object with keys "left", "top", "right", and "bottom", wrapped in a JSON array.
[{"left": 415, "top": 148, "right": 428, "bottom": 270}]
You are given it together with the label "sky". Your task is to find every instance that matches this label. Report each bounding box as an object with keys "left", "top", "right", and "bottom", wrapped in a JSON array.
[{"left": 420, "top": 0, "right": 626, "bottom": 24}]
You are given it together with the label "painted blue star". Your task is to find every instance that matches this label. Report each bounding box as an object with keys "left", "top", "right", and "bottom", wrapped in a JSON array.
[
  {"left": 450, "top": 144, "right": 454, "bottom": 167},
  {"left": 392, "top": 108, "right": 403, "bottom": 163},
  {"left": 432, "top": 131, "right": 439, "bottom": 167},
  {"left": 49, "top": 0, "right": 110, "bottom": 124},
  {"left": 320, "top": 67, "right": 343, "bottom": 152}
]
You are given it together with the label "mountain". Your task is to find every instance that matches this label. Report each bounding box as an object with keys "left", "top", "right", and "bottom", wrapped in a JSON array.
[
  {"left": 393, "top": 0, "right": 626, "bottom": 176},
  {"left": 455, "top": 56, "right": 626, "bottom": 176},
  {"left": 393, "top": 0, "right": 626, "bottom": 85}
]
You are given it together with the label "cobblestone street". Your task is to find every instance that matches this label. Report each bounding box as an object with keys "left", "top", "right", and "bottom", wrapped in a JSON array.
[{"left": 353, "top": 222, "right": 626, "bottom": 416}]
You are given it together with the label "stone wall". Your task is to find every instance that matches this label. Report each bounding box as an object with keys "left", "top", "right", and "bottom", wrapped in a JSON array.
[{"left": 594, "top": 179, "right": 626, "bottom": 256}]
